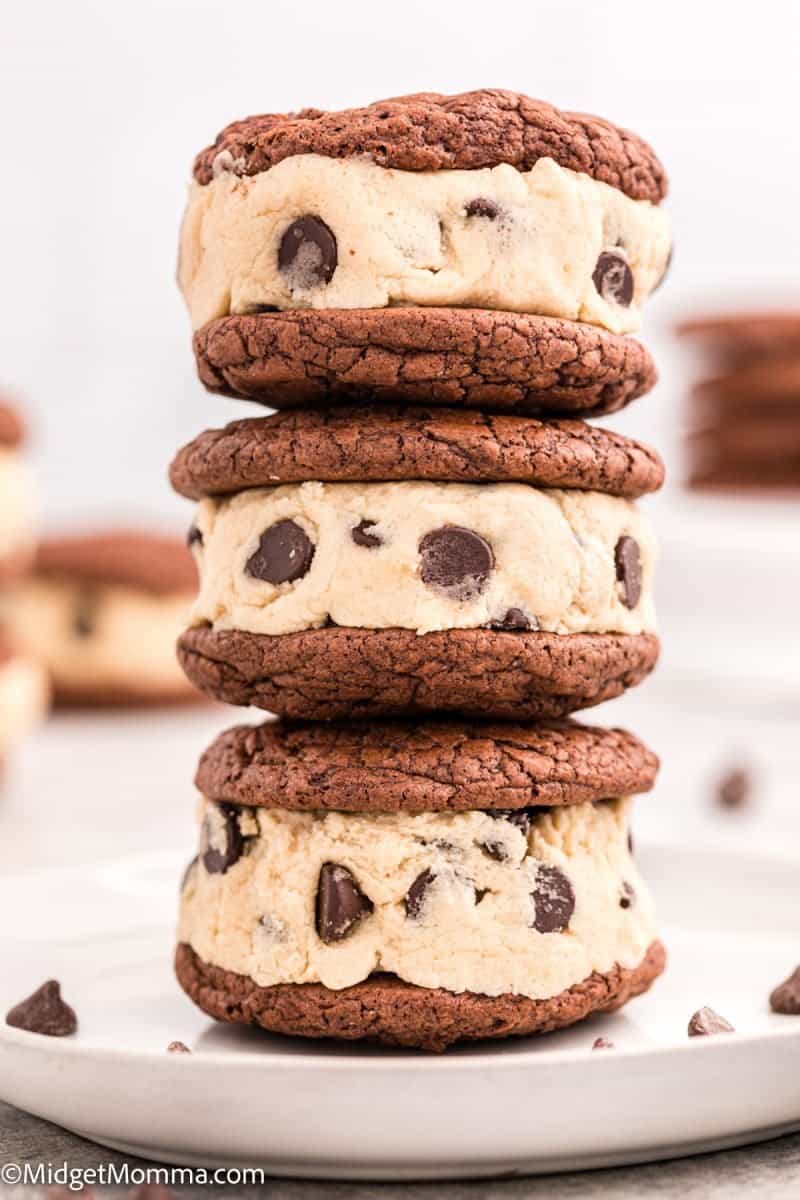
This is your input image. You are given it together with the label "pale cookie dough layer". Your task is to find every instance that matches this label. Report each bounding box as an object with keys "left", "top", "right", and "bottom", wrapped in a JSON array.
[
  {"left": 5, "top": 578, "right": 193, "bottom": 695},
  {"left": 190, "top": 481, "right": 657, "bottom": 637},
  {"left": 0, "top": 449, "right": 37, "bottom": 569},
  {"left": 179, "top": 798, "right": 655, "bottom": 1000},
  {"left": 179, "top": 154, "right": 671, "bottom": 333},
  {"left": 0, "top": 656, "right": 48, "bottom": 752}
]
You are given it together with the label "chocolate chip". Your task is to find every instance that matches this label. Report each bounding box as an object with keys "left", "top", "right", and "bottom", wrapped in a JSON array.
[
  {"left": 251, "top": 303, "right": 280, "bottom": 312},
  {"left": 619, "top": 881, "right": 635, "bottom": 909},
  {"left": 531, "top": 865, "right": 575, "bottom": 933},
  {"left": 200, "top": 803, "right": 244, "bottom": 875},
  {"left": 5, "top": 980, "right": 77, "bottom": 1037},
  {"left": 465, "top": 197, "right": 500, "bottom": 219},
  {"left": 258, "top": 913, "right": 288, "bottom": 943},
  {"left": 419, "top": 525, "right": 494, "bottom": 599},
  {"left": 592, "top": 1036, "right": 615, "bottom": 1050},
  {"left": 770, "top": 966, "right": 800, "bottom": 1014},
  {"left": 72, "top": 591, "right": 97, "bottom": 638},
  {"left": 491, "top": 608, "right": 538, "bottom": 632},
  {"left": 614, "top": 535, "right": 642, "bottom": 609},
  {"left": 489, "top": 806, "right": 547, "bottom": 833},
  {"left": 688, "top": 1006, "right": 734, "bottom": 1036},
  {"left": 405, "top": 868, "right": 436, "bottom": 919},
  {"left": 479, "top": 839, "right": 508, "bottom": 862},
  {"left": 167, "top": 1040, "right": 191, "bottom": 1054},
  {"left": 278, "top": 215, "right": 337, "bottom": 288},
  {"left": 627, "top": 829, "right": 634, "bottom": 855},
  {"left": 246, "top": 518, "right": 315, "bottom": 585},
  {"left": 180, "top": 855, "right": 198, "bottom": 892},
  {"left": 187, "top": 524, "right": 203, "bottom": 549},
  {"left": 716, "top": 766, "right": 753, "bottom": 810},
  {"left": 351, "top": 519, "right": 382, "bottom": 549},
  {"left": 593, "top": 251, "right": 634, "bottom": 307},
  {"left": 316, "top": 863, "right": 373, "bottom": 942}
]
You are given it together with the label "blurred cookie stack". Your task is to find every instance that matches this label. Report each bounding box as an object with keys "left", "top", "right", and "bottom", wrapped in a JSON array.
[
  {"left": 0, "top": 399, "right": 48, "bottom": 770},
  {"left": 171, "top": 90, "right": 672, "bottom": 1049},
  {"left": 678, "top": 312, "right": 800, "bottom": 491}
]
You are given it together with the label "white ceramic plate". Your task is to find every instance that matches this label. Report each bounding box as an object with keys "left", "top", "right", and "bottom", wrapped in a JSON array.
[{"left": 2, "top": 843, "right": 800, "bottom": 1180}]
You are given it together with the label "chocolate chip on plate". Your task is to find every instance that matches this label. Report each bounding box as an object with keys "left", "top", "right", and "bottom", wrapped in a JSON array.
[
  {"left": 419, "top": 525, "right": 494, "bottom": 599},
  {"left": 592, "top": 1036, "right": 615, "bottom": 1050},
  {"left": 316, "top": 863, "right": 373, "bottom": 942},
  {"left": 688, "top": 1006, "right": 735, "bottom": 1036},
  {"left": 167, "top": 1040, "right": 191, "bottom": 1054},
  {"left": 716, "top": 766, "right": 753, "bottom": 810},
  {"left": 465, "top": 197, "right": 500, "bottom": 219},
  {"left": 278, "top": 215, "right": 338, "bottom": 288},
  {"left": 201, "top": 803, "right": 244, "bottom": 875},
  {"left": 246, "top": 518, "right": 315, "bottom": 585},
  {"left": 593, "top": 251, "right": 634, "bottom": 307},
  {"left": 5, "top": 980, "right": 78, "bottom": 1037},
  {"left": 491, "top": 608, "right": 538, "bottom": 632},
  {"left": 531, "top": 865, "right": 575, "bottom": 934},
  {"left": 351, "top": 519, "right": 382, "bottom": 549},
  {"left": 405, "top": 868, "right": 437, "bottom": 919},
  {"left": 187, "top": 524, "right": 203, "bottom": 549},
  {"left": 769, "top": 966, "right": 800, "bottom": 1014},
  {"left": 614, "top": 535, "right": 642, "bottom": 609},
  {"left": 619, "top": 881, "right": 635, "bottom": 909}
]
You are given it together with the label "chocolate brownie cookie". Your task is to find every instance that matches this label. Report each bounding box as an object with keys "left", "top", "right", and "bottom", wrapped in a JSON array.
[
  {"left": 176, "top": 940, "right": 666, "bottom": 1051},
  {"left": 677, "top": 311, "right": 800, "bottom": 366},
  {"left": 6, "top": 531, "right": 202, "bottom": 707},
  {"left": 195, "top": 717, "right": 659, "bottom": 813},
  {"left": 180, "top": 89, "right": 670, "bottom": 411},
  {"left": 0, "top": 399, "right": 37, "bottom": 582},
  {"left": 178, "top": 626, "right": 659, "bottom": 720},
  {"left": 171, "top": 407, "right": 664, "bottom": 500},
  {"left": 192, "top": 309, "right": 657, "bottom": 418}
]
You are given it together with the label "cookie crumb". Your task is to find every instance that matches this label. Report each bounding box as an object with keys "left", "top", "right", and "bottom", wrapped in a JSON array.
[
  {"left": 688, "top": 1006, "right": 734, "bottom": 1036},
  {"left": 167, "top": 1040, "right": 191, "bottom": 1053},
  {"left": 5, "top": 979, "right": 77, "bottom": 1037},
  {"left": 770, "top": 966, "right": 800, "bottom": 1014},
  {"left": 592, "top": 1036, "right": 615, "bottom": 1050}
]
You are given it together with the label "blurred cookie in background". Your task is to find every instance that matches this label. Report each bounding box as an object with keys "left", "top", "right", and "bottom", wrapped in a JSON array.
[
  {"left": 677, "top": 312, "right": 800, "bottom": 492},
  {"left": 0, "top": 623, "right": 49, "bottom": 770},
  {"left": 5, "top": 530, "right": 201, "bottom": 707},
  {"left": 0, "top": 397, "right": 38, "bottom": 581}
]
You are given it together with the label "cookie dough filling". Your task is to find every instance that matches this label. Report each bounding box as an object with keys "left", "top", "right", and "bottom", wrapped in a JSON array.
[
  {"left": 0, "top": 654, "right": 48, "bottom": 753},
  {"left": 179, "top": 797, "right": 655, "bottom": 1000},
  {"left": 0, "top": 447, "right": 37, "bottom": 572},
  {"left": 179, "top": 155, "right": 671, "bottom": 334},
  {"left": 5, "top": 578, "right": 192, "bottom": 697},
  {"left": 189, "top": 481, "right": 656, "bottom": 637}
]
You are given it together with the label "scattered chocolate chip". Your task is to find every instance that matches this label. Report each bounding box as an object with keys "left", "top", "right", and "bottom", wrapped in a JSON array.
[
  {"left": 688, "top": 1006, "right": 735, "bottom": 1036},
  {"left": 72, "top": 591, "right": 97, "bottom": 638},
  {"left": 200, "top": 803, "right": 244, "bottom": 875},
  {"left": 246, "top": 518, "right": 315, "bottom": 585},
  {"left": 187, "top": 524, "right": 203, "bottom": 549},
  {"left": 167, "top": 1040, "right": 191, "bottom": 1054},
  {"left": 614, "top": 535, "right": 642, "bottom": 609},
  {"left": 278, "top": 215, "right": 337, "bottom": 288},
  {"left": 491, "top": 608, "right": 539, "bottom": 632},
  {"left": 405, "top": 868, "right": 437, "bottom": 919},
  {"left": 531, "top": 865, "right": 575, "bottom": 934},
  {"left": 479, "top": 839, "right": 508, "bottom": 862},
  {"left": 593, "top": 251, "right": 634, "bottom": 307},
  {"left": 419, "top": 525, "right": 494, "bottom": 599},
  {"left": 619, "top": 881, "right": 635, "bottom": 909},
  {"left": 465, "top": 197, "right": 500, "bottom": 219},
  {"left": 716, "top": 766, "right": 753, "bottom": 810},
  {"left": 316, "top": 863, "right": 373, "bottom": 942},
  {"left": 770, "top": 966, "right": 800, "bottom": 1014},
  {"left": 5, "top": 980, "right": 77, "bottom": 1037},
  {"left": 351, "top": 519, "right": 382, "bottom": 549},
  {"left": 180, "top": 855, "right": 198, "bottom": 892},
  {"left": 592, "top": 1036, "right": 615, "bottom": 1050}
]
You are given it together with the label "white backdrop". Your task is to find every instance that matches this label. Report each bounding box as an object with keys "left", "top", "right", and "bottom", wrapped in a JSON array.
[{"left": 1, "top": 0, "right": 799, "bottom": 527}]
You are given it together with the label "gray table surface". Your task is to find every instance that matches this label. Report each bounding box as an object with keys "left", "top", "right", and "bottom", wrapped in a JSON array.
[{"left": 2, "top": 1102, "right": 800, "bottom": 1198}]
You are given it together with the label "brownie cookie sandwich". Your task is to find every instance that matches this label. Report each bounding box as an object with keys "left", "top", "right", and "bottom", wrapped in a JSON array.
[
  {"left": 175, "top": 717, "right": 665, "bottom": 1050},
  {"left": 0, "top": 399, "right": 38, "bottom": 582},
  {"left": 179, "top": 90, "right": 671, "bottom": 417},
  {"left": 5, "top": 531, "right": 200, "bottom": 706},
  {"left": 173, "top": 407, "right": 662, "bottom": 720}
]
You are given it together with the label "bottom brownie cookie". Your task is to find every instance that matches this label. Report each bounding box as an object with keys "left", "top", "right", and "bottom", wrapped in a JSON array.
[
  {"left": 177, "top": 625, "right": 659, "bottom": 720},
  {"left": 175, "top": 940, "right": 665, "bottom": 1051}
]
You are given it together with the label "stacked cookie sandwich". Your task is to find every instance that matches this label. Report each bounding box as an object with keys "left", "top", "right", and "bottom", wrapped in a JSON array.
[{"left": 171, "top": 90, "right": 671, "bottom": 1049}]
